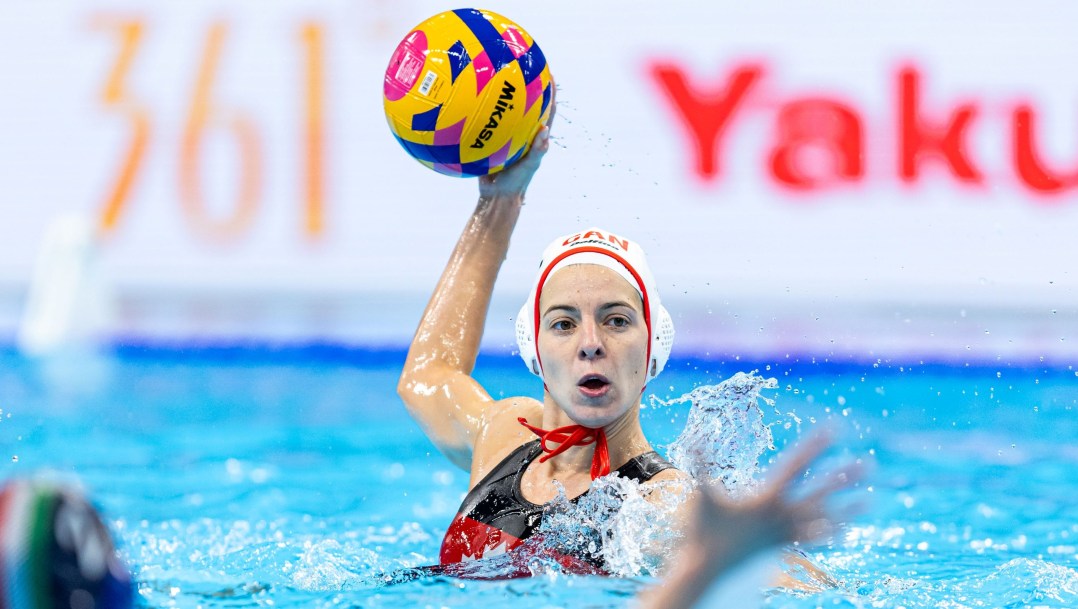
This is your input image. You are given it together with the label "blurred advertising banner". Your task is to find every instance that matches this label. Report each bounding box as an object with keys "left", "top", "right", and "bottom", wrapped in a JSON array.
[{"left": 0, "top": 1, "right": 1074, "bottom": 361}]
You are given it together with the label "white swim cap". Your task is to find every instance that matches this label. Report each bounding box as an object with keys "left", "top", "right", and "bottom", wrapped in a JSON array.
[{"left": 515, "top": 228, "right": 675, "bottom": 383}]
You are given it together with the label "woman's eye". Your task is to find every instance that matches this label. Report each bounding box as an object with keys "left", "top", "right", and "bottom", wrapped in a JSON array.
[
  {"left": 607, "top": 316, "right": 631, "bottom": 328},
  {"left": 551, "top": 320, "right": 574, "bottom": 332}
]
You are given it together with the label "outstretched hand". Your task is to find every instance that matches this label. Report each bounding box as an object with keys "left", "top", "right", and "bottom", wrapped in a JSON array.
[
  {"left": 688, "top": 433, "right": 862, "bottom": 574},
  {"left": 641, "top": 433, "right": 864, "bottom": 609}
]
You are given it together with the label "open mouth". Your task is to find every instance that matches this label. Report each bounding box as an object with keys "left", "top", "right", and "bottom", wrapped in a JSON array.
[{"left": 578, "top": 374, "right": 610, "bottom": 394}]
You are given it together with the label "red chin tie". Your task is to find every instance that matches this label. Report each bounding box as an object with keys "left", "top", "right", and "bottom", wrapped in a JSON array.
[{"left": 518, "top": 417, "right": 611, "bottom": 480}]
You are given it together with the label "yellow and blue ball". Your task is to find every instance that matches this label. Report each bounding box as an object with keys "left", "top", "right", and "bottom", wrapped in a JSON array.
[{"left": 383, "top": 8, "right": 554, "bottom": 177}]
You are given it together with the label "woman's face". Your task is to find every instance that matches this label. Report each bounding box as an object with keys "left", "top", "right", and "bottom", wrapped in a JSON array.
[{"left": 537, "top": 264, "right": 649, "bottom": 428}]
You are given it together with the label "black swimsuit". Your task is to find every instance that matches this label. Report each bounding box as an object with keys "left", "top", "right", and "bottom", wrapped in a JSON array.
[{"left": 439, "top": 439, "right": 675, "bottom": 568}]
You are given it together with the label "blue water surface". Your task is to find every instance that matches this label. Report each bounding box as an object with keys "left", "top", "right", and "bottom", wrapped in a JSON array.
[{"left": 0, "top": 345, "right": 1075, "bottom": 608}]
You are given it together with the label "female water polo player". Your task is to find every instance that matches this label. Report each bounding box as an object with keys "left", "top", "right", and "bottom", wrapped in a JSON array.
[{"left": 397, "top": 119, "right": 858, "bottom": 579}]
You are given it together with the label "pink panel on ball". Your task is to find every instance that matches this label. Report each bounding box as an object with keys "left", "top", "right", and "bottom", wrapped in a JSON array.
[
  {"left": 472, "top": 51, "right": 495, "bottom": 95},
  {"left": 489, "top": 140, "right": 512, "bottom": 168},
  {"left": 384, "top": 30, "right": 428, "bottom": 102},
  {"left": 502, "top": 27, "right": 528, "bottom": 58},
  {"left": 523, "top": 76, "right": 543, "bottom": 114},
  {"left": 434, "top": 118, "right": 467, "bottom": 146}
]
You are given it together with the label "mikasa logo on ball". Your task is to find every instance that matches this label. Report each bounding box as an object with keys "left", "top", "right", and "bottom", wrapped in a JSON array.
[{"left": 471, "top": 81, "right": 516, "bottom": 149}]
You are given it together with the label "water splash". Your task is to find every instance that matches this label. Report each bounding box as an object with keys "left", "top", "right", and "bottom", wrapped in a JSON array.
[
  {"left": 291, "top": 538, "right": 376, "bottom": 590},
  {"left": 536, "top": 475, "right": 689, "bottom": 577},
  {"left": 803, "top": 557, "right": 1078, "bottom": 609},
  {"left": 978, "top": 558, "right": 1078, "bottom": 606},
  {"left": 664, "top": 372, "right": 779, "bottom": 497},
  {"left": 524, "top": 372, "right": 781, "bottom": 577},
  {"left": 123, "top": 373, "right": 789, "bottom": 590},
  {"left": 123, "top": 517, "right": 437, "bottom": 605}
]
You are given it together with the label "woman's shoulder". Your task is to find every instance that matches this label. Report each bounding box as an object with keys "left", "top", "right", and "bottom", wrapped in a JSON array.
[
  {"left": 480, "top": 395, "right": 543, "bottom": 434},
  {"left": 468, "top": 396, "right": 543, "bottom": 486}
]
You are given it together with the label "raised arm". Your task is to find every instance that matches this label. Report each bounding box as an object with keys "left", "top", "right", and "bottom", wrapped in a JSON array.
[{"left": 397, "top": 126, "right": 551, "bottom": 471}]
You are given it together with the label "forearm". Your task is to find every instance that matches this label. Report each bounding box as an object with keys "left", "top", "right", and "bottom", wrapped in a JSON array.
[
  {"left": 403, "top": 124, "right": 548, "bottom": 378},
  {"left": 405, "top": 193, "right": 524, "bottom": 375}
]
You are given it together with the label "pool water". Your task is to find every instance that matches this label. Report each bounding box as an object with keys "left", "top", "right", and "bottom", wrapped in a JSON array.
[{"left": 1, "top": 345, "right": 1075, "bottom": 608}]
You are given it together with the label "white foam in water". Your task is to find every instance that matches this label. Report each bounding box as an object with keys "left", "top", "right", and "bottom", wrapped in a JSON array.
[
  {"left": 125, "top": 517, "right": 435, "bottom": 602},
  {"left": 291, "top": 539, "right": 374, "bottom": 590},
  {"left": 538, "top": 473, "right": 689, "bottom": 577},
  {"left": 981, "top": 559, "right": 1078, "bottom": 605}
]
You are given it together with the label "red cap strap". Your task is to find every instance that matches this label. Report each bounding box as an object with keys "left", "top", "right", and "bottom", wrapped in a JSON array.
[{"left": 518, "top": 417, "right": 611, "bottom": 480}]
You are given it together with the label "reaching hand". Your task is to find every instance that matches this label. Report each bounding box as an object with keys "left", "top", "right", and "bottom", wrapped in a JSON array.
[
  {"left": 690, "top": 433, "right": 861, "bottom": 568},
  {"left": 641, "top": 433, "right": 864, "bottom": 609}
]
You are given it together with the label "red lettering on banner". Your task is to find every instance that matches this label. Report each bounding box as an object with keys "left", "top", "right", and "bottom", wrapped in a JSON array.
[
  {"left": 1013, "top": 105, "right": 1078, "bottom": 196},
  {"left": 650, "top": 59, "right": 1078, "bottom": 199},
  {"left": 649, "top": 63, "right": 763, "bottom": 181},
  {"left": 769, "top": 98, "right": 863, "bottom": 189},
  {"left": 897, "top": 66, "right": 982, "bottom": 184}
]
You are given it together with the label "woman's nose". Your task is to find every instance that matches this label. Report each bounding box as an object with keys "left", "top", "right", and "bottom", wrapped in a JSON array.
[{"left": 578, "top": 319, "right": 605, "bottom": 359}]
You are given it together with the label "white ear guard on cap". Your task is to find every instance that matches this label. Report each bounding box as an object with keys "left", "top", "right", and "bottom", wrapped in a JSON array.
[{"left": 515, "top": 228, "right": 675, "bottom": 383}]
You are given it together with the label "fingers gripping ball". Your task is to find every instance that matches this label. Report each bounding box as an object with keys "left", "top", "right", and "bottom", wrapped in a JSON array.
[
  {"left": 383, "top": 8, "right": 555, "bottom": 177},
  {"left": 0, "top": 479, "right": 133, "bottom": 609}
]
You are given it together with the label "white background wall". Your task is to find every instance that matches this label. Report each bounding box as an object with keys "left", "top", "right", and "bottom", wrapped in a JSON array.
[{"left": 1, "top": 1, "right": 1074, "bottom": 362}]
